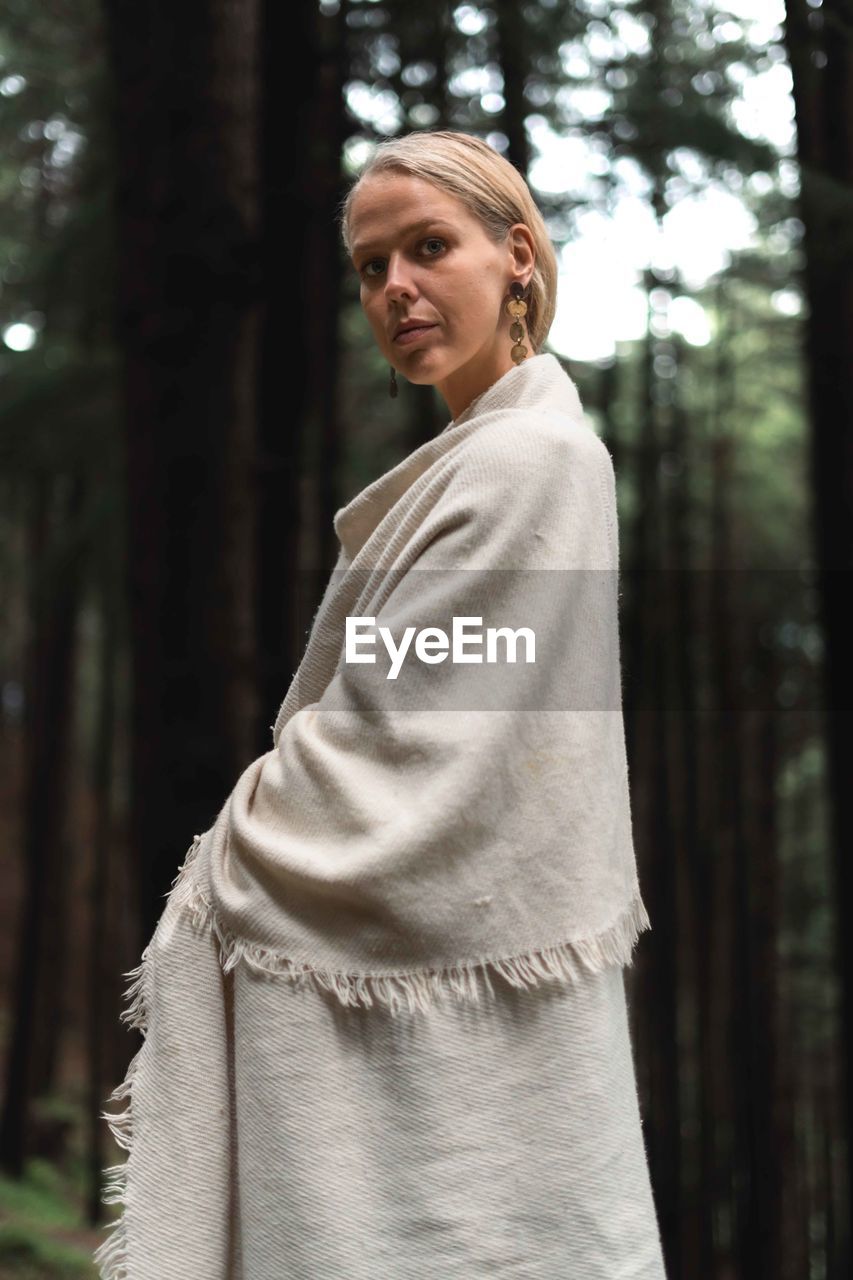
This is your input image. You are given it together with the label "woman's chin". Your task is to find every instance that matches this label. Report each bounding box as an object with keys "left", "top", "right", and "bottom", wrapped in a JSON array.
[{"left": 391, "top": 349, "right": 447, "bottom": 384}]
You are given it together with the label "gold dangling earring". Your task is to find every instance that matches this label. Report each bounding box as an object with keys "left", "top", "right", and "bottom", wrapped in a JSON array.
[
  {"left": 506, "top": 281, "right": 529, "bottom": 364},
  {"left": 389, "top": 365, "right": 398, "bottom": 398}
]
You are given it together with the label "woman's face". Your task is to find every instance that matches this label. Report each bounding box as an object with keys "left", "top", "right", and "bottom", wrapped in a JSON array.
[{"left": 347, "top": 172, "right": 535, "bottom": 419}]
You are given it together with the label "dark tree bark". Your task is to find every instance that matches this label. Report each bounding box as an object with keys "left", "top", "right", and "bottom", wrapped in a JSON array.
[
  {"left": 494, "top": 0, "right": 531, "bottom": 177},
  {"left": 783, "top": 5, "right": 853, "bottom": 1269},
  {"left": 0, "top": 474, "right": 83, "bottom": 1176},
  {"left": 257, "top": 0, "right": 373, "bottom": 742},
  {"left": 101, "top": 0, "right": 263, "bottom": 934},
  {"left": 85, "top": 530, "right": 121, "bottom": 1225},
  {"left": 663, "top": 333, "right": 705, "bottom": 1280},
  {"left": 744, "top": 624, "right": 786, "bottom": 1280}
]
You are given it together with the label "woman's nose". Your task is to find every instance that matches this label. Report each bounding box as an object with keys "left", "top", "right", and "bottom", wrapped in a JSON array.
[{"left": 383, "top": 253, "right": 417, "bottom": 300}]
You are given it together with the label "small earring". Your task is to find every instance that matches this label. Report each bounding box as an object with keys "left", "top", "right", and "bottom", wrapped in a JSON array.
[
  {"left": 389, "top": 364, "right": 398, "bottom": 398},
  {"left": 505, "top": 281, "right": 529, "bottom": 364}
]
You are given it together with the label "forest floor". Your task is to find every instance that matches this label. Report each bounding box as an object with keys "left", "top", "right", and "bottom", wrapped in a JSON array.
[
  {"left": 0, "top": 1156, "right": 105, "bottom": 1277},
  {"left": 0, "top": 728, "right": 112, "bottom": 1277}
]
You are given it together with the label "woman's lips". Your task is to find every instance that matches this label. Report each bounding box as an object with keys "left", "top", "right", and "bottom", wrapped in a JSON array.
[{"left": 394, "top": 324, "right": 437, "bottom": 346}]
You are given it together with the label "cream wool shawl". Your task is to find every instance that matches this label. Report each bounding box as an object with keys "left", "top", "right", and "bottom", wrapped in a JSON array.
[{"left": 94, "top": 351, "right": 655, "bottom": 1279}]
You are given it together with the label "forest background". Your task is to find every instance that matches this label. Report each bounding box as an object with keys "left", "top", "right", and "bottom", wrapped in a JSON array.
[{"left": 0, "top": 1, "right": 850, "bottom": 1277}]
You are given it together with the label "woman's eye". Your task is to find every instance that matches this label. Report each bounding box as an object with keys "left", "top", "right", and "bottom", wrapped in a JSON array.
[
  {"left": 360, "top": 237, "right": 446, "bottom": 279},
  {"left": 362, "top": 254, "right": 389, "bottom": 277}
]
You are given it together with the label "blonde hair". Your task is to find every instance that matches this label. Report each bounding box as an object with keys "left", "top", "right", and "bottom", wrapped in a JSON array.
[{"left": 338, "top": 130, "right": 558, "bottom": 353}]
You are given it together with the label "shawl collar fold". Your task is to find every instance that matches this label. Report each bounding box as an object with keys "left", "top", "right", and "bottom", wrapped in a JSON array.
[{"left": 333, "top": 352, "right": 584, "bottom": 563}]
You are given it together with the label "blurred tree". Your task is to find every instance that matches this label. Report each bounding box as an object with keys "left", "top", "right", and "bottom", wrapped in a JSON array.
[
  {"left": 100, "top": 0, "right": 265, "bottom": 930},
  {"left": 784, "top": 5, "right": 853, "bottom": 1267}
]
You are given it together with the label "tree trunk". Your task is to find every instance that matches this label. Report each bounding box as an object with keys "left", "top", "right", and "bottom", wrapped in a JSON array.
[
  {"left": 101, "top": 0, "right": 263, "bottom": 934},
  {"left": 783, "top": 5, "right": 853, "bottom": 1267},
  {"left": 0, "top": 474, "right": 82, "bottom": 1175}
]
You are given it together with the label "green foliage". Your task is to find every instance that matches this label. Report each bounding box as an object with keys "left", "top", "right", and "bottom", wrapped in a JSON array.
[{"left": 0, "top": 1160, "right": 98, "bottom": 1278}]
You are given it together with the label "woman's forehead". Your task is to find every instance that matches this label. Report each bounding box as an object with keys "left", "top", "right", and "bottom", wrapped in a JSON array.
[{"left": 348, "top": 177, "right": 468, "bottom": 252}]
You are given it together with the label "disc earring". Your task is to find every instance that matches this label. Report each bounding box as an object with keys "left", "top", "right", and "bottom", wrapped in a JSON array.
[{"left": 506, "top": 282, "right": 529, "bottom": 364}]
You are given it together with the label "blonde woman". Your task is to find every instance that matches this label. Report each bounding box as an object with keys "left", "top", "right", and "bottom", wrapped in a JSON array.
[{"left": 95, "top": 130, "right": 667, "bottom": 1280}]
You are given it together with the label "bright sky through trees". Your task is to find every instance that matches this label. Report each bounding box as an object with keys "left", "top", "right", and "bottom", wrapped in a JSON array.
[{"left": 535, "top": 0, "right": 797, "bottom": 360}]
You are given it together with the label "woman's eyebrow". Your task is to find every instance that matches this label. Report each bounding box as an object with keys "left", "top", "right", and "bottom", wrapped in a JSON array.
[{"left": 352, "top": 218, "right": 455, "bottom": 258}]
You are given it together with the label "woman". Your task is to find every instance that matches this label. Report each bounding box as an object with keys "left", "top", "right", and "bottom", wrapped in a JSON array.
[{"left": 95, "top": 130, "right": 667, "bottom": 1279}]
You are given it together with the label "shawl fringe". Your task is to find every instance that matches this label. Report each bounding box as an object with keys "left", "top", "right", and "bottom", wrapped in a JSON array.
[
  {"left": 187, "top": 836, "right": 650, "bottom": 1019},
  {"left": 94, "top": 834, "right": 205, "bottom": 1279}
]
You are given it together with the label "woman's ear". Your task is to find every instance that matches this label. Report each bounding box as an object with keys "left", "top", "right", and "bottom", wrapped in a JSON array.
[{"left": 507, "top": 223, "right": 536, "bottom": 279}]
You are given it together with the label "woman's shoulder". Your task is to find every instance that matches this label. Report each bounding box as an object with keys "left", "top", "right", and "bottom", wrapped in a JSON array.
[
  {"left": 413, "top": 404, "right": 617, "bottom": 571},
  {"left": 448, "top": 403, "right": 612, "bottom": 493}
]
